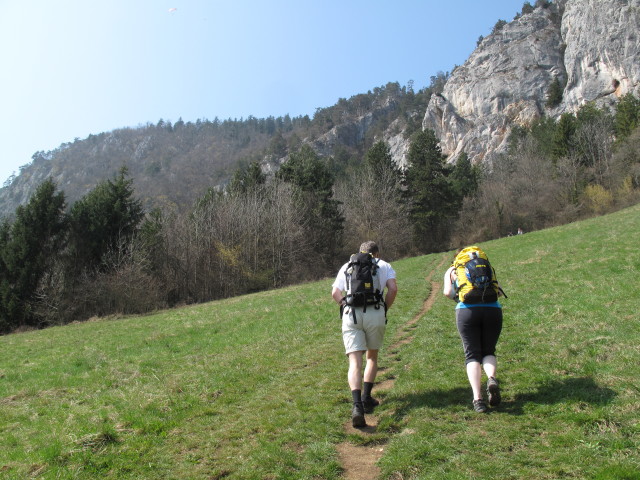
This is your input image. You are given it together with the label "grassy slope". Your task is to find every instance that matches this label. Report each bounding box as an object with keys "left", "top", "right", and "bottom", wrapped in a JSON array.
[
  {"left": 379, "top": 205, "right": 640, "bottom": 480},
  {"left": 1, "top": 205, "right": 639, "bottom": 479}
]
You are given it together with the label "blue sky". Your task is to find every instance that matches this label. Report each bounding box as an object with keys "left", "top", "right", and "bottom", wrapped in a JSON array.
[{"left": 0, "top": 1, "right": 526, "bottom": 184}]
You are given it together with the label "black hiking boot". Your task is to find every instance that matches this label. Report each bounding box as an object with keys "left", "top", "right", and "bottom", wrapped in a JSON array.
[
  {"left": 351, "top": 402, "right": 366, "bottom": 428},
  {"left": 487, "top": 377, "right": 501, "bottom": 407},
  {"left": 473, "top": 399, "right": 488, "bottom": 413},
  {"left": 362, "top": 396, "right": 379, "bottom": 414}
]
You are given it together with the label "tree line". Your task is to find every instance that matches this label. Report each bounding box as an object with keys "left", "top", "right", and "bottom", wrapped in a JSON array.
[{"left": 2, "top": 93, "right": 639, "bottom": 334}]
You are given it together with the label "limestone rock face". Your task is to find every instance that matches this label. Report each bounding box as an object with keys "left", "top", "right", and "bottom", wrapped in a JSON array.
[
  {"left": 560, "top": 0, "right": 640, "bottom": 112},
  {"left": 423, "top": 0, "right": 640, "bottom": 165},
  {"left": 310, "top": 97, "right": 398, "bottom": 158},
  {"left": 385, "top": 125, "right": 411, "bottom": 170}
]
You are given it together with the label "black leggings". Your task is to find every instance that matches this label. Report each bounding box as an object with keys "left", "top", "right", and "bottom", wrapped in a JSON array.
[{"left": 456, "top": 307, "right": 503, "bottom": 365}]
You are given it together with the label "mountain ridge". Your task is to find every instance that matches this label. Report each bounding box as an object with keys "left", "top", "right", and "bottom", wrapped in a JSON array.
[{"left": 2, "top": 0, "right": 638, "bottom": 218}]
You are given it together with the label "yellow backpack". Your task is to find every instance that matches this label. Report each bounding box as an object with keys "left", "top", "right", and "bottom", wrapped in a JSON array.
[{"left": 452, "top": 246, "right": 506, "bottom": 304}]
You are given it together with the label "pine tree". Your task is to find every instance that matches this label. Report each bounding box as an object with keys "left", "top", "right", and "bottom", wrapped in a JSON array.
[
  {"left": 365, "top": 141, "right": 399, "bottom": 178},
  {"left": 546, "top": 77, "right": 564, "bottom": 108},
  {"left": 404, "top": 130, "right": 455, "bottom": 252},
  {"left": 227, "top": 161, "right": 266, "bottom": 196},
  {"left": 276, "top": 145, "right": 344, "bottom": 268},
  {"left": 521, "top": 2, "right": 534, "bottom": 15},
  {"left": 615, "top": 93, "right": 640, "bottom": 140},
  {"left": 450, "top": 152, "right": 480, "bottom": 200},
  {"left": 552, "top": 113, "right": 577, "bottom": 159},
  {"left": 0, "top": 179, "right": 67, "bottom": 332},
  {"left": 67, "top": 167, "right": 143, "bottom": 275}
]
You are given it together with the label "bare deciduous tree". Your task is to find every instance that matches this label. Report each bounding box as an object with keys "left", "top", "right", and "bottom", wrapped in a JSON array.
[
  {"left": 573, "top": 115, "right": 615, "bottom": 187},
  {"left": 335, "top": 163, "right": 412, "bottom": 259}
]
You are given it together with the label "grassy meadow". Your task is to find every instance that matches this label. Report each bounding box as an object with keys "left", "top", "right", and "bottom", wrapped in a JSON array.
[{"left": 1, "top": 204, "right": 639, "bottom": 479}]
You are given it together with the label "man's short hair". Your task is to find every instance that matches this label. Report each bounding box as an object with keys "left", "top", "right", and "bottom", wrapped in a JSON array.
[{"left": 359, "top": 241, "right": 379, "bottom": 255}]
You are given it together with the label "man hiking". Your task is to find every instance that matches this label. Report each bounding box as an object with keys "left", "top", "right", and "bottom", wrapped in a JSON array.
[{"left": 331, "top": 241, "right": 398, "bottom": 427}]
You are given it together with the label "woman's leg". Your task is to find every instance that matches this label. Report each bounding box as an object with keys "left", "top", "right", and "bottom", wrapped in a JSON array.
[
  {"left": 480, "top": 307, "right": 503, "bottom": 364},
  {"left": 466, "top": 361, "right": 483, "bottom": 400},
  {"left": 480, "top": 308, "right": 503, "bottom": 406},
  {"left": 482, "top": 355, "right": 497, "bottom": 378},
  {"left": 457, "top": 308, "right": 484, "bottom": 404}
]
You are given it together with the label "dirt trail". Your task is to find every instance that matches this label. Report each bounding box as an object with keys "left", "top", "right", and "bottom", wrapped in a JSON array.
[{"left": 336, "top": 254, "right": 449, "bottom": 480}]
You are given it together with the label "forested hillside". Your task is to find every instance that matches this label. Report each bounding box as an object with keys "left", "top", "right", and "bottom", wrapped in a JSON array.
[
  {"left": 1, "top": 91, "right": 639, "bottom": 334},
  {"left": 0, "top": 80, "right": 433, "bottom": 218}
]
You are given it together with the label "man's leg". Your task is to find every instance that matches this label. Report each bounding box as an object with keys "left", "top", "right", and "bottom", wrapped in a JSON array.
[
  {"left": 347, "top": 351, "right": 364, "bottom": 390},
  {"left": 347, "top": 351, "right": 366, "bottom": 427},
  {"left": 361, "top": 305, "right": 386, "bottom": 412},
  {"left": 363, "top": 349, "right": 379, "bottom": 384},
  {"left": 362, "top": 349, "right": 380, "bottom": 412}
]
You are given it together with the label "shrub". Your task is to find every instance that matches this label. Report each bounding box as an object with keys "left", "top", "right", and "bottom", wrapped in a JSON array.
[{"left": 583, "top": 184, "right": 614, "bottom": 213}]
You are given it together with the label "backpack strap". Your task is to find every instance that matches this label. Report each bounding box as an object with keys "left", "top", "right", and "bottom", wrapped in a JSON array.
[
  {"left": 492, "top": 280, "right": 507, "bottom": 299},
  {"left": 491, "top": 267, "right": 508, "bottom": 298}
]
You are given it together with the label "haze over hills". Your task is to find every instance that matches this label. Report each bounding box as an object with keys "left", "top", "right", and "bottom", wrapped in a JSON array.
[{"left": 1, "top": 0, "right": 639, "bottom": 219}]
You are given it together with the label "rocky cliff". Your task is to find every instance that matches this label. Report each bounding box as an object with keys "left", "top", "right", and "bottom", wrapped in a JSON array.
[{"left": 422, "top": 0, "right": 640, "bottom": 165}]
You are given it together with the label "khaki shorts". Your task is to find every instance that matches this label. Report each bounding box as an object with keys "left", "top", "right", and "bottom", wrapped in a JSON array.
[{"left": 342, "top": 305, "right": 387, "bottom": 354}]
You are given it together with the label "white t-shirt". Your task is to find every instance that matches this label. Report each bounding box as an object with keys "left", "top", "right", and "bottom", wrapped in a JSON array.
[{"left": 332, "top": 257, "right": 396, "bottom": 294}]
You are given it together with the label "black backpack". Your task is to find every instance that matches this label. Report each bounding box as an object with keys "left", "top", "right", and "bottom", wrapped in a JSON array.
[
  {"left": 344, "top": 252, "right": 381, "bottom": 308},
  {"left": 463, "top": 256, "right": 498, "bottom": 303}
]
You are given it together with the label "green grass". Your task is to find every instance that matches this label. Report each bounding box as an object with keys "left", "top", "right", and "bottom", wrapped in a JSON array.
[
  {"left": 377, "top": 205, "right": 640, "bottom": 480},
  {"left": 1, "top": 205, "right": 639, "bottom": 479}
]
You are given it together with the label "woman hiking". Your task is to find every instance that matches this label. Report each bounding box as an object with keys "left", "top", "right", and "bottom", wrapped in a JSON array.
[{"left": 443, "top": 246, "right": 505, "bottom": 413}]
